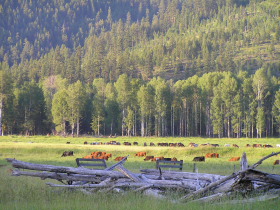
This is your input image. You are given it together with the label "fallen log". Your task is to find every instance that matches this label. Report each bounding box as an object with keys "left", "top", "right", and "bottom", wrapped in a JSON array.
[
  {"left": 6, "top": 158, "right": 127, "bottom": 178},
  {"left": 11, "top": 170, "right": 101, "bottom": 182},
  {"left": 179, "top": 152, "right": 280, "bottom": 202},
  {"left": 140, "top": 169, "right": 225, "bottom": 182}
]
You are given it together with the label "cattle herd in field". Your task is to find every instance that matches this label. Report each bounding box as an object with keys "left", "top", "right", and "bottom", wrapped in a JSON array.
[{"left": 61, "top": 141, "right": 280, "bottom": 165}]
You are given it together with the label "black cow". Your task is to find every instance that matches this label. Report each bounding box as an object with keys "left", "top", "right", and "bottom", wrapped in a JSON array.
[
  {"left": 193, "top": 156, "right": 205, "bottom": 162},
  {"left": 61, "top": 151, "right": 74, "bottom": 157}
]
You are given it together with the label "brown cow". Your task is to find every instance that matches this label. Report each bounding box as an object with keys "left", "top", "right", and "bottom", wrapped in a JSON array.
[
  {"left": 193, "top": 156, "right": 205, "bottom": 162},
  {"left": 114, "top": 156, "right": 125, "bottom": 161},
  {"left": 150, "top": 142, "right": 155, "bottom": 146},
  {"left": 246, "top": 144, "right": 251, "bottom": 147},
  {"left": 169, "top": 143, "right": 176, "bottom": 147},
  {"left": 83, "top": 155, "right": 93, "bottom": 159},
  {"left": 144, "top": 156, "right": 154, "bottom": 161},
  {"left": 263, "top": 144, "right": 273, "bottom": 148},
  {"left": 135, "top": 152, "right": 147, "bottom": 157},
  {"left": 133, "top": 142, "right": 138, "bottom": 145},
  {"left": 171, "top": 157, "right": 178, "bottom": 161},
  {"left": 205, "top": 153, "right": 220, "bottom": 158},
  {"left": 151, "top": 157, "right": 164, "bottom": 161},
  {"left": 273, "top": 160, "right": 280, "bottom": 165},
  {"left": 105, "top": 153, "right": 112, "bottom": 158},
  {"left": 124, "top": 142, "right": 131, "bottom": 146},
  {"left": 144, "top": 142, "right": 147, "bottom": 146},
  {"left": 232, "top": 144, "right": 239, "bottom": 148},
  {"left": 84, "top": 141, "right": 88, "bottom": 145},
  {"left": 229, "top": 157, "right": 240, "bottom": 161},
  {"left": 253, "top": 144, "right": 262, "bottom": 148}
]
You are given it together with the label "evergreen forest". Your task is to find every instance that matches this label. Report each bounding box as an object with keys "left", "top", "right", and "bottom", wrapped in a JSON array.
[{"left": 0, "top": 0, "right": 279, "bottom": 137}]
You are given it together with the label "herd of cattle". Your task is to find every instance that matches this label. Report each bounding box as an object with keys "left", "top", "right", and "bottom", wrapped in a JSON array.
[
  {"left": 61, "top": 141, "right": 280, "bottom": 165},
  {"left": 80, "top": 141, "right": 279, "bottom": 148}
]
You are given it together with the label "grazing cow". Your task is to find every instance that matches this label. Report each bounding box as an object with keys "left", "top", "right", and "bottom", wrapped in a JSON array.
[
  {"left": 189, "top": 143, "right": 198, "bottom": 147},
  {"left": 211, "top": 144, "right": 219, "bottom": 147},
  {"left": 96, "top": 155, "right": 109, "bottom": 160},
  {"left": 84, "top": 141, "right": 88, "bottom": 145},
  {"left": 177, "top": 143, "right": 185, "bottom": 147},
  {"left": 273, "top": 160, "right": 280, "bottom": 165},
  {"left": 105, "top": 153, "right": 112, "bottom": 158},
  {"left": 253, "top": 144, "right": 262, "bottom": 148},
  {"left": 83, "top": 155, "right": 93, "bottom": 159},
  {"left": 205, "top": 153, "right": 220, "bottom": 158},
  {"left": 61, "top": 151, "right": 74, "bottom": 157},
  {"left": 169, "top": 143, "right": 176, "bottom": 147},
  {"left": 144, "top": 156, "right": 154, "bottom": 161},
  {"left": 193, "top": 156, "right": 205, "bottom": 162},
  {"left": 158, "top": 143, "right": 168, "bottom": 146},
  {"left": 150, "top": 142, "right": 155, "bottom": 146},
  {"left": 229, "top": 157, "right": 240, "bottom": 162},
  {"left": 151, "top": 157, "right": 164, "bottom": 161},
  {"left": 124, "top": 142, "right": 132, "bottom": 146},
  {"left": 144, "top": 142, "right": 147, "bottom": 146},
  {"left": 200, "top": 143, "right": 210, "bottom": 147},
  {"left": 246, "top": 144, "right": 251, "bottom": 147},
  {"left": 171, "top": 157, "right": 178, "bottom": 161},
  {"left": 114, "top": 156, "right": 125, "bottom": 161},
  {"left": 276, "top": 144, "right": 280, "bottom": 148},
  {"left": 135, "top": 152, "right": 147, "bottom": 157},
  {"left": 232, "top": 144, "right": 239, "bottom": 148},
  {"left": 133, "top": 142, "right": 138, "bottom": 146},
  {"left": 263, "top": 144, "right": 273, "bottom": 148},
  {"left": 66, "top": 142, "right": 70, "bottom": 144}
]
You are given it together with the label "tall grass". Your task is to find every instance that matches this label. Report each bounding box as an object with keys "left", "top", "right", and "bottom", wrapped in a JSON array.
[{"left": 0, "top": 136, "right": 279, "bottom": 209}]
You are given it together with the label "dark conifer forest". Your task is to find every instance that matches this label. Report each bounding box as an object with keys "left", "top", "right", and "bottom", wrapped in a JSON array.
[{"left": 0, "top": 0, "right": 279, "bottom": 137}]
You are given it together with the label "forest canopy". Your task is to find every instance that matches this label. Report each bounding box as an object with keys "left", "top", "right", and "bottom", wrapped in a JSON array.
[{"left": 0, "top": 0, "right": 279, "bottom": 137}]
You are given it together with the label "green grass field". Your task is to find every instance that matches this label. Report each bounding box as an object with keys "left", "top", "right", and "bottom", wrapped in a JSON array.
[{"left": 0, "top": 136, "right": 279, "bottom": 209}]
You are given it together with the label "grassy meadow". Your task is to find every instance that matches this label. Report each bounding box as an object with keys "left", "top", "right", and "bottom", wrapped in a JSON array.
[{"left": 0, "top": 135, "right": 280, "bottom": 209}]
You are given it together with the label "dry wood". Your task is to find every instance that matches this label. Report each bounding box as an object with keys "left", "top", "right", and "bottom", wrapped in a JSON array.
[
  {"left": 11, "top": 169, "right": 101, "bottom": 182},
  {"left": 6, "top": 158, "right": 127, "bottom": 178},
  {"left": 133, "top": 185, "right": 153, "bottom": 192},
  {"left": 241, "top": 152, "right": 248, "bottom": 171},
  {"left": 6, "top": 152, "right": 280, "bottom": 204},
  {"left": 141, "top": 169, "right": 225, "bottom": 182},
  {"left": 116, "top": 165, "right": 143, "bottom": 182},
  {"left": 104, "top": 155, "right": 129, "bottom": 171},
  {"left": 179, "top": 151, "right": 280, "bottom": 203},
  {"left": 240, "top": 169, "right": 280, "bottom": 186},
  {"left": 46, "top": 181, "right": 189, "bottom": 190},
  {"left": 180, "top": 172, "right": 237, "bottom": 202}
]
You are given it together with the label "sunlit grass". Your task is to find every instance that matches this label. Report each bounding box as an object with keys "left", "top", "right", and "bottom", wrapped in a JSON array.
[{"left": 0, "top": 136, "right": 280, "bottom": 209}]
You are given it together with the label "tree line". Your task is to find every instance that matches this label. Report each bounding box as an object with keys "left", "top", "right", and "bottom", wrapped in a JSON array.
[
  {"left": 0, "top": 68, "right": 279, "bottom": 137},
  {"left": 1, "top": 0, "right": 279, "bottom": 84}
]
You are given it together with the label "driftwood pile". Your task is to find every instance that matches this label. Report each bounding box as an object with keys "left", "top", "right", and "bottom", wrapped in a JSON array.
[{"left": 6, "top": 152, "right": 280, "bottom": 203}]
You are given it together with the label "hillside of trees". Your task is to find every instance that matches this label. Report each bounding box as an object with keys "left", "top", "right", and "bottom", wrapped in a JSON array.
[{"left": 0, "top": 0, "right": 279, "bottom": 137}]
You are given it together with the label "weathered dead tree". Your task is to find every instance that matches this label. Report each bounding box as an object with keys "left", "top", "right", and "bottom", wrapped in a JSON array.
[
  {"left": 179, "top": 152, "right": 280, "bottom": 203},
  {"left": 6, "top": 152, "right": 280, "bottom": 202}
]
